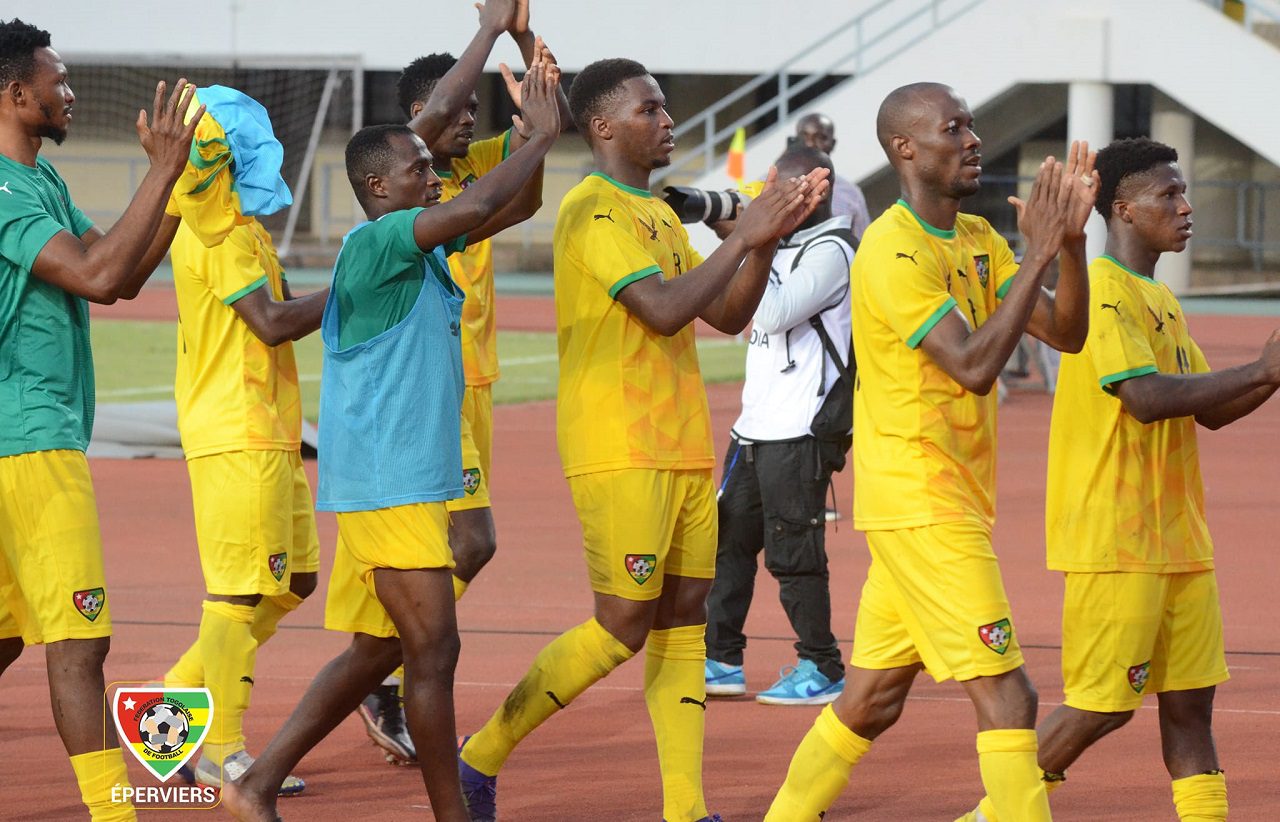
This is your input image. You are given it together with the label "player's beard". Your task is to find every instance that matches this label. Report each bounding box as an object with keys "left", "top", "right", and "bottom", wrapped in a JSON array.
[{"left": 38, "top": 102, "right": 68, "bottom": 146}]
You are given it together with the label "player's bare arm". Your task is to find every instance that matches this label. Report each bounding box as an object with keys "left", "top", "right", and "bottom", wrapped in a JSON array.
[
  {"left": 407, "top": 0, "right": 516, "bottom": 147},
  {"left": 920, "top": 157, "right": 1069, "bottom": 394},
  {"left": 232, "top": 285, "right": 330, "bottom": 346},
  {"left": 30, "top": 80, "right": 203, "bottom": 304},
  {"left": 413, "top": 62, "right": 559, "bottom": 252},
  {"left": 463, "top": 50, "right": 563, "bottom": 243},
  {"left": 77, "top": 209, "right": 182, "bottom": 300},
  {"left": 1026, "top": 140, "right": 1098, "bottom": 353},
  {"left": 503, "top": 33, "right": 573, "bottom": 145},
  {"left": 615, "top": 171, "right": 822, "bottom": 336},
  {"left": 1114, "top": 329, "right": 1280, "bottom": 428}
]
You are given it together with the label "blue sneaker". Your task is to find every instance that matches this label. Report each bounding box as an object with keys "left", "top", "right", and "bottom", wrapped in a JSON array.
[
  {"left": 704, "top": 659, "right": 746, "bottom": 697},
  {"left": 457, "top": 735, "right": 497, "bottom": 822},
  {"left": 755, "top": 659, "right": 844, "bottom": 706}
]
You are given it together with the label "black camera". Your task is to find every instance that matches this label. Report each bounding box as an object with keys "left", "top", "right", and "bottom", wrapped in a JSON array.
[{"left": 661, "top": 186, "right": 750, "bottom": 225}]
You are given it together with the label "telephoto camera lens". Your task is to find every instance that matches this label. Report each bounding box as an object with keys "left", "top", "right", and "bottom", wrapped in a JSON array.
[{"left": 661, "top": 186, "right": 744, "bottom": 224}]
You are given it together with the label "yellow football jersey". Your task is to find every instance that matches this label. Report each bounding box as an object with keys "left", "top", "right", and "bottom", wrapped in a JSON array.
[
  {"left": 851, "top": 200, "right": 1018, "bottom": 530},
  {"left": 440, "top": 131, "right": 511, "bottom": 387},
  {"left": 171, "top": 218, "right": 302, "bottom": 458},
  {"left": 1046, "top": 255, "right": 1213, "bottom": 573},
  {"left": 553, "top": 172, "right": 712, "bottom": 477}
]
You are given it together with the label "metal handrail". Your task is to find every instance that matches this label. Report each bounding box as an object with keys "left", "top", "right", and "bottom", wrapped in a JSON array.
[{"left": 653, "top": 0, "right": 987, "bottom": 184}]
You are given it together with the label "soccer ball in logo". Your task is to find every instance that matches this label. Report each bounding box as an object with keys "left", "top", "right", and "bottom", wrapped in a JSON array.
[
  {"left": 80, "top": 592, "right": 101, "bottom": 614},
  {"left": 138, "top": 703, "right": 190, "bottom": 755}
]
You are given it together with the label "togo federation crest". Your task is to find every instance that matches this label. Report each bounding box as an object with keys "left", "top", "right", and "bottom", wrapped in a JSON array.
[
  {"left": 978, "top": 618, "right": 1013, "bottom": 655},
  {"left": 1128, "top": 661, "right": 1151, "bottom": 694},
  {"left": 268, "top": 552, "right": 288, "bottom": 581},
  {"left": 973, "top": 254, "right": 991, "bottom": 288},
  {"left": 112, "top": 687, "right": 213, "bottom": 781},
  {"left": 624, "top": 554, "right": 657, "bottom": 586},
  {"left": 73, "top": 587, "right": 105, "bottom": 622},
  {"left": 462, "top": 467, "right": 482, "bottom": 495}
]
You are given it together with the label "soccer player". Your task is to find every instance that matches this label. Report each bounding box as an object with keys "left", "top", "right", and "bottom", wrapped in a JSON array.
[
  {"left": 158, "top": 88, "right": 327, "bottom": 794},
  {"left": 455, "top": 57, "right": 828, "bottom": 822},
  {"left": 960, "top": 137, "right": 1280, "bottom": 822},
  {"left": 0, "top": 18, "right": 201, "bottom": 822},
  {"left": 348, "top": 0, "right": 570, "bottom": 764},
  {"left": 765, "top": 82, "right": 1095, "bottom": 821},
  {"left": 219, "top": 61, "right": 561, "bottom": 822}
]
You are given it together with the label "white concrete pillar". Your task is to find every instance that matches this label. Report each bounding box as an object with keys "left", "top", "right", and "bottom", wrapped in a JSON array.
[
  {"left": 1068, "top": 81, "right": 1114, "bottom": 261},
  {"left": 1151, "top": 91, "right": 1196, "bottom": 295}
]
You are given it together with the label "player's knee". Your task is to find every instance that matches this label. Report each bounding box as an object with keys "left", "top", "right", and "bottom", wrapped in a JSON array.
[
  {"left": 1095, "top": 709, "right": 1135, "bottom": 734},
  {"left": 289, "top": 572, "right": 318, "bottom": 600},
  {"left": 400, "top": 627, "right": 461, "bottom": 677},
  {"left": 840, "top": 688, "right": 907, "bottom": 739}
]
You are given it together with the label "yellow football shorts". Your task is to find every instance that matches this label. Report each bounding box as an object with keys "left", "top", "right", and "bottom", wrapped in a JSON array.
[
  {"left": 852, "top": 521, "right": 1025, "bottom": 682},
  {"left": 1061, "top": 570, "right": 1228, "bottom": 712},
  {"left": 567, "top": 468, "right": 716, "bottom": 601},
  {"left": 447, "top": 384, "right": 492, "bottom": 513},
  {"left": 324, "top": 502, "right": 454, "bottom": 638},
  {"left": 186, "top": 449, "right": 320, "bottom": 597},
  {"left": 0, "top": 449, "right": 112, "bottom": 644}
]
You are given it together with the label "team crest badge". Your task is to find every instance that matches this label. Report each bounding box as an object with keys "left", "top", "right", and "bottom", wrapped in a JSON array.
[
  {"left": 459, "top": 173, "right": 478, "bottom": 190},
  {"left": 624, "top": 554, "right": 657, "bottom": 586},
  {"left": 462, "top": 467, "right": 482, "bottom": 495},
  {"left": 112, "top": 687, "right": 213, "bottom": 781},
  {"left": 978, "top": 618, "right": 1012, "bottom": 655},
  {"left": 1128, "top": 661, "right": 1151, "bottom": 694},
  {"left": 73, "top": 587, "right": 105, "bottom": 622},
  {"left": 268, "top": 552, "right": 288, "bottom": 582},
  {"left": 974, "top": 254, "right": 991, "bottom": 288}
]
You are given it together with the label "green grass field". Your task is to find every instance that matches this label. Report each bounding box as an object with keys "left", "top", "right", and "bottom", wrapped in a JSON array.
[{"left": 92, "top": 320, "right": 748, "bottom": 419}]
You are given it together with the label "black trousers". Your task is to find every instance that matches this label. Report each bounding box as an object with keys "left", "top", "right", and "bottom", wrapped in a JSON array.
[{"left": 704, "top": 435, "right": 844, "bottom": 682}]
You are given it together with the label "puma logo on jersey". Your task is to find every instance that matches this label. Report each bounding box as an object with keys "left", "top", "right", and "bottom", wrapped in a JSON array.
[
  {"left": 895, "top": 250, "right": 919, "bottom": 265},
  {"left": 593, "top": 209, "right": 614, "bottom": 222},
  {"left": 0, "top": 182, "right": 11, "bottom": 195},
  {"left": 955, "top": 268, "right": 969, "bottom": 280},
  {"left": 1146, "top": 306, "right": 1166, "bottom": 332},
  {"left": 1101, "top": 301, "right": 1121, "bottom": 315},
  {"left": 637, "top": 215, "right": 658, "bottom": 240}
]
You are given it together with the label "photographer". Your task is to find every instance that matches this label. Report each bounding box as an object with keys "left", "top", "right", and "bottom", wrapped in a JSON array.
[{"left": 703, "top": 146, "right": 854, "bottom": 705}]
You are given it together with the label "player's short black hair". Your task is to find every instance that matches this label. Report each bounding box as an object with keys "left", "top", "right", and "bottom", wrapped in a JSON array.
[
  {"left": 1095, "top": 137, "right": 1179, "bottom": 222},
  {"left": 0, "top": 19, "right": 51, "bottom": 86},
  {"left": 567, "top": 58, "right": 650, "bottom": 137},
  {"left": 775, "top": 144, "right": 832, "bottom": 178},
  {"left": 396, "top": 53, "right": 456, "bottom": 119},
  {"left": 345, "top": 123, "right": 415, "bottom": 206}
]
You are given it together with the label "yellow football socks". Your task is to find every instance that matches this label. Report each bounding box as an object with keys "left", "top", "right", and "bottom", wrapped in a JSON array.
[
  {"left": 645, "top": 625, "right": 708, "bottom": 822},
  {"left": 963, "top": 772, "right": 1061, "bottom": 822},
  {"left": 1171, "top": 771, "right": 1227, "bottom": 821},
  {"left": 250, "top": 591, "right": 303, "bottom": 646},
  {"left": 198, "top": 600, "right": 257, "bottom": 765},
  {"left": 163, "top": 641, "right": 203, "bottom": 688},
  {"left": 69, "top": 748, "right": 136, "bottom": 821},
  {"left": 453, "top": 575, "right": 469, "bottom": 601},
  {"left": 765, "top": 704, "right": 872, "bottom": 821},
  {"left": 462, "top": 617, "right": 634, "bottom": 776},
  {"left": 976, "top": 729, "right": 1051, "bottom": 822}
]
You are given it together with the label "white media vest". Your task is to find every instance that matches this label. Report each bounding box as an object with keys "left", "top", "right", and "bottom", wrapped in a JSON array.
[{"left": 731, "top": 214, "right": 854, "bottom": 442}]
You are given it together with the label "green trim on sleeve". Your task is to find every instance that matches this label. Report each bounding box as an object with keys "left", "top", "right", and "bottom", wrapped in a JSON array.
[
  {"left": 896, "top": 199, "right": 956, "bottom": 239},
  {"left": 906, "top": 296, "right": 957, "bottom": 349},
  {"left": 608, "top": 265, "right": 662, "bottom": 299},
  {"left": 591, "top": 172, "right": 653, "bottom": 198},
  {"left": 995, "top": 274, "right": 1015, "bottom": 299},
  {"left": 222, "top": 275, "right": 268, "bottom": 306},
  {"left": 1099, "top": 364, "right": 1159, "bottom": 394},
  {"left": 501, "top": 129, "right": 512, "bottom": 160}
]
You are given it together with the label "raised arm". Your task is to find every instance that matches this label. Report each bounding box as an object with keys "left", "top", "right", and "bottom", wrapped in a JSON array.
[
  {"left": 31, "top": 81, "right": 202, "bottom": 304},
  {"left": 1114, "top": 330, "right": 1280, "bottom": 428},
  {"left": 919, "top": 157, "right": 1070, "bottom": 395},
  {"left": 617, "top": 169, "right": 828, "bottom": 336},
  {"left": 412, "top": 62, "right": 559, "bottom": 252},
  {"left": 1026, "top": 140, "right": 1098, "bottom": 353},
  {"left": 407, "top": 0, "right": 515, "bottom": 147}
]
